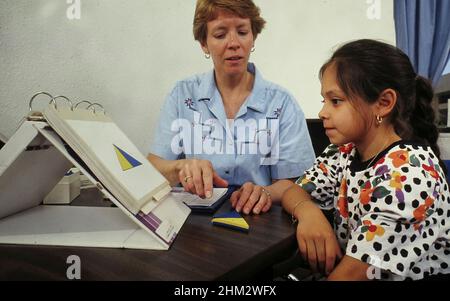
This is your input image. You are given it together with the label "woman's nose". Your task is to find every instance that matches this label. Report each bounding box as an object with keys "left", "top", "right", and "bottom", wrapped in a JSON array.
[{"left": 227, "top": 33, "right": 239, "bottom": 49}]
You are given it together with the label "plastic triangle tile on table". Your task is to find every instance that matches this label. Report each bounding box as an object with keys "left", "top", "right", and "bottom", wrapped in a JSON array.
[{"left": 211, "top": 211, "right": 249, "bottom": 233}]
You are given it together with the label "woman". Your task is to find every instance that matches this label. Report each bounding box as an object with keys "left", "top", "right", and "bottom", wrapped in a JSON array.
[{"left": 148, "top": 0, "right": 315, "bottom": 215}]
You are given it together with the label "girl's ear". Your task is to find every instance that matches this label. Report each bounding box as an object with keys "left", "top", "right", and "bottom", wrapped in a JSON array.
[{"left": 376, "top": 88, "right": 397, "bottom": 117}]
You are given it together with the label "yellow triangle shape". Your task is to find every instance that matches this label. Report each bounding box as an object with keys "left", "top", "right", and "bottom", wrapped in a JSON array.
[
  {"left": 114, "top": 146, "right": 134, "bottom": 171},
  {"left": 212, "top": 217, "right": 249, "bottom": 230}
]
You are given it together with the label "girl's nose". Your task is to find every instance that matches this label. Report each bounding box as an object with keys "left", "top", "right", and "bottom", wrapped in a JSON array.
[{"left": 318, "top": 106, "right": 327, "bottom": 120}]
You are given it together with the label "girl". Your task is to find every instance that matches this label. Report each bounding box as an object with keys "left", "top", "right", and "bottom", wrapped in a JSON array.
[{"left": 282, "top": 39, "right": 450, "bottom": 281}]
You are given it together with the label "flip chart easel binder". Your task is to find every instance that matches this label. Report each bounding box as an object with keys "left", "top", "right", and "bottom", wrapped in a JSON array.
[{"left": 0, "top": 93, "right": 191, "bottom": 250}]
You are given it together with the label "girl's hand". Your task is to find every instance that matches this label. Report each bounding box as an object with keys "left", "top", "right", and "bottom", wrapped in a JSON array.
[
  {"left": 178, "top": 159, "right": 228, "bottom": 198},
  {"left": 296, "top": 202, "right": 343, "bottom": 275},
  {"left": 230, "top": 182, "right": 272, "bottom": 215}
]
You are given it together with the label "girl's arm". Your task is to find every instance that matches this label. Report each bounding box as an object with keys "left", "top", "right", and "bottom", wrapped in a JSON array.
[
  {"left": 282, "top": 184, "right": 343, "bottom": 275},
  {"left": 327, "top": 255, "right": 370, "bottom": 281},
  {"left": 282, "top": 183, "right": 316, "bottom": 220}
]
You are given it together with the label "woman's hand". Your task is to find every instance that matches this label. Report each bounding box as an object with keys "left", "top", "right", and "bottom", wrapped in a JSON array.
[
  {"left": 178, "top": 159, "right": 228, "bottom": 198},
  {"left": 230, "top": 182, "right": 272, "bottom": 215},
  {"left": 296, "top": 202, "right": 343, "bottom": 276}
]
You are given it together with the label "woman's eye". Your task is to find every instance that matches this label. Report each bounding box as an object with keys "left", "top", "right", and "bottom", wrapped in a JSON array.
[{"left": 238, "top": 31, "right": 248, "bottom": 36}]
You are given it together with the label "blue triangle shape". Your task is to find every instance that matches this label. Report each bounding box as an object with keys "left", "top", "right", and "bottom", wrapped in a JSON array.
[
  {"left": 113, "top": 144, "right": 142, "bottom": 168},
  {"left": 213, "top": 210, "right": 242, "bottom": 219}
]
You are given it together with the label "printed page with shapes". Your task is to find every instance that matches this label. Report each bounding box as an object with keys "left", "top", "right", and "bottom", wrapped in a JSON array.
[{"left": 43, "top": 105, "right": 171, "bottom": 215}]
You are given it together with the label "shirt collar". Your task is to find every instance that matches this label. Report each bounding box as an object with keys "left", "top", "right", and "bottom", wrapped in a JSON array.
[{"left": 196, "top": 62, "right": 267, "bottom": 113}]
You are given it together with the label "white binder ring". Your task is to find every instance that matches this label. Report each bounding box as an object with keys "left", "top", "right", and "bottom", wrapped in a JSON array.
[
  {"left": 28, "top": 92, "right": 54, "bottom": 112},
  {"left": 86, "top": 103, "right": 106, "bottom": 114},
  {"left": 74, "top": 100, "right": 93, "bottom": 109},
  {"left": 49, "top": 95, "right": 74, "bottom": 111}
]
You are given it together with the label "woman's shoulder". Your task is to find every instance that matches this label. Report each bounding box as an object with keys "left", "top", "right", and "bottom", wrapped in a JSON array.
[
  {"left": 259, "top": 80, "right": 303, "bottom": 117},
  {"left": 262, "top": 79, "right": 296, "bottom": 103},
  {"left": 164, "top": 70, "right": 214, "bottom": 103},
  {"left": 251, "top": 64, "right": 296, "bottom": 102},
  {"left": 173, "top": 71, "right": 209, "bottom": 90}
]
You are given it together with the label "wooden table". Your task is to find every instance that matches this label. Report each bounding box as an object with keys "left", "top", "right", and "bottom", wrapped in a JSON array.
[{"left": 0, "top": 189, "right": 297, "bottom": 280}]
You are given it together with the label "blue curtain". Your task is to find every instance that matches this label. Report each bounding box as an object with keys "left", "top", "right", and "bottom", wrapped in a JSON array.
[{"left": 394, "top": 0, "right": 450, "bottom": 86}]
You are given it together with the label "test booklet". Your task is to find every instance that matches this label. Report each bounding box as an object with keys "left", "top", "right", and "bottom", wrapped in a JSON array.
[
  {"left": 171, "top": 187, "right": 228, "bottom": 206},
  {"left": 170, "top": 187, "right": 232, "bottom": 213}
]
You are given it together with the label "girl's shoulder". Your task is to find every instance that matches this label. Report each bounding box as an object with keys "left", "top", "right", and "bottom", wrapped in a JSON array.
[
  {"left": 319, "top": 143, "right": 356, "bottom": 160},
  {"left": 382, "top": 141, "right": 438, "bottom": 164},
  {"left": 372, "top": 141, "right": 446, "bottom": 181},
  {"left": 311, "top": 143, "right": 356, "bottom": 174}
]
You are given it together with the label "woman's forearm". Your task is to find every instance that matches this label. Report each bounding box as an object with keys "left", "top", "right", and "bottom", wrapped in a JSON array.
[{"left": 147, "top": 153, "right": 184, "bottom": 186}]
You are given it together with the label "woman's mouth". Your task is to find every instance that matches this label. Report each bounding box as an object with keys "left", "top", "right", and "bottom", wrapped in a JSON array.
[{"left": 226, "top": 56, "right": 243, "bottom": 61}]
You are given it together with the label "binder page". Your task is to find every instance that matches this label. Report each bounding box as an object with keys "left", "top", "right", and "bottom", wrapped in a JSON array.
[
  {"left": 36, "top": 126, "right": 179, "bottom": 249},
  {"left": 66, "top": 118, "right": 166, "bottom": 201}
]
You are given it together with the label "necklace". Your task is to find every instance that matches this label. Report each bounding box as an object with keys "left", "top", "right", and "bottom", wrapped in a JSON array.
[{"left": 366, "top": 140, "right": 390, "bottom": 168}]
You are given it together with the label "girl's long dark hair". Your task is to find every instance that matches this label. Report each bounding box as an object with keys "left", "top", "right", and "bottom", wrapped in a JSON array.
[{"left": 320, "top": 39, "right": 446, "bottom": 174}]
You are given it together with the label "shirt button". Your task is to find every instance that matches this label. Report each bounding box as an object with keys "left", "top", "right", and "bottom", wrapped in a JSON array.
[{"left": 225, "top": 171, "right": 230, "bottom": 174}]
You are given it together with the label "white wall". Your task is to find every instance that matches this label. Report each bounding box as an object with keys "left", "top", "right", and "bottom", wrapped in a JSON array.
[{"left": 0, "top": 0, "right": 395, "bottom": 153}]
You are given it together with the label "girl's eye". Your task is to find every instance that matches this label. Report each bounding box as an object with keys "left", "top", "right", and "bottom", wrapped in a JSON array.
[
  {"left": 321, "top": 98, "right": 342, "bottom": 105},
  {"left": 238, "top": 31, "right": 248, "bottom": 36},
  {"left": 331, "top": 98, "right": 342, "bottom": 105}
]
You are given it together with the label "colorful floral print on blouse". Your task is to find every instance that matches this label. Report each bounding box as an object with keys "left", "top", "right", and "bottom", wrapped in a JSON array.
[{"left": 296, "top": 141, "right": 450, "bottom": 280}]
